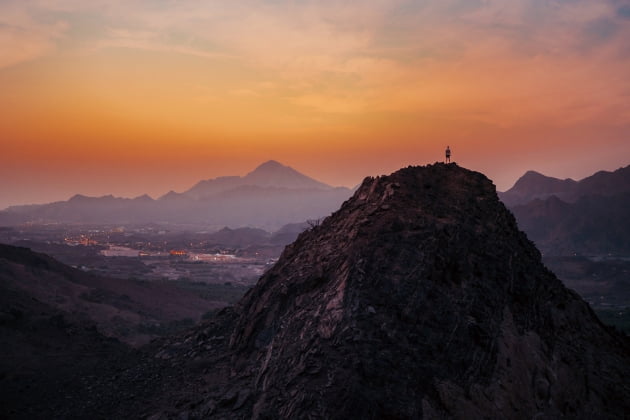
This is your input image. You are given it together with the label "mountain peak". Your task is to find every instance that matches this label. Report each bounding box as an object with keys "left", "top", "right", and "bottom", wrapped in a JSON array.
[
  {"left": 245, "top": 160, "right": 295, "bottom": 177},
  {"left": 521, "top": 169, "right": 544, "bottom": 178},
  {"left": 69, "top": 194, "right": 88, "bottom": 202},
  {"left": 211, "top": 162, "right": 629, "bottom": 418},
  {"left": 502, "top": 164, "right": 630, "bottom": 207},
  {"left": 243, "top": 160, "right": 332, "bottom": 190},
  {"left": 133, "top": 193, "right": 153, "bottom": 201},
  {"left": 180, "top": 160, "right": 336, "bottom": 201},
  {"left": 501, "top": 170, "right": 577, "bottom": 206},
  {"left": 252, "top": 159, "right": 285, "bottom": 171},
  {"left": 513, "top": 170, "right": 572, "bottom": 187}
]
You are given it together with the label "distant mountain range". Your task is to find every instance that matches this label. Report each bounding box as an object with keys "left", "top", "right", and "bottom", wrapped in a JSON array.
[
  {"left": 499, "top": 164, "right": 630, "bottom": 206},
  {"left": 4, "top": 160, "right": 629, "bottom": 256},
  {"left": 500, "top": 164, "right": 630, "bottom": 255},
  {"left": 0, "top": 160, "right": 353, "bottom": 230}
]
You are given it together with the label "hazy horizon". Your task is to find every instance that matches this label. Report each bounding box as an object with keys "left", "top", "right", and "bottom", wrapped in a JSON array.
[
  {"left": 2, "top": 1, "right": 629, "bottom": 210},
  {"left": 2, "top": 159, "right": 629, "bottom": 211}
]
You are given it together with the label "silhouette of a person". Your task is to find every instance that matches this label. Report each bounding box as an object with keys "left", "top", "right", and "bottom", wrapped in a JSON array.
[{"left": 445, "top": 146, "right": 451, "bottom": 163}]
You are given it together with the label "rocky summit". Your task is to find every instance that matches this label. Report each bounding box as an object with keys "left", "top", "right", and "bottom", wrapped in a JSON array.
[
  {"left": 9, "top": 164, "right": 628, "bottom": 419},
  {"left": 137, "top": 163, "right": 629, "bottom": 419},
  {"left": 197, "top": 162, "right": 626, "bottom": 419}
]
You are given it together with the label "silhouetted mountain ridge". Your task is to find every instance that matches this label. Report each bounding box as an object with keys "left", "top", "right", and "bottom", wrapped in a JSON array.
[
  {"left": 182, "top": 160, "right": 332, "bottom": 200},
  {"left": 500, "top": 164, "right": 630, "bottom": 206},
  {"left": 502, "top": 164, "right": 630, "bottom": 255},
  {"left": 0, "top": 161, "right": 352, "bottom": 230}
]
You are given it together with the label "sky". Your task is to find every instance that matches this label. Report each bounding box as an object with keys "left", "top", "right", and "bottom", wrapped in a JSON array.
[{"left": 1, "top": 0, "right": 629, "bottom": 209}]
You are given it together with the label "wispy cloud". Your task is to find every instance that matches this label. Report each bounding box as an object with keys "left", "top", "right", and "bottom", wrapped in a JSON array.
[
  {"left": 2, "top": 0, "right": 629, "bottom": 125},
  {"left": 0, "top": 1, "right": 68, "bottom": 68}
]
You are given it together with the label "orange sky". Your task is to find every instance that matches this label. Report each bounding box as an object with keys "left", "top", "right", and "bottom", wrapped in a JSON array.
[{"left": 1, "top": 0, "right": 629, "bottom": 209}]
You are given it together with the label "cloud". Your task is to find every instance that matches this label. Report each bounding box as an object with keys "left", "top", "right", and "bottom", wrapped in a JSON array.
[
  {"left": 0, "top": 2, "right": 68, "bottom": 69},
  {"left": 93, "top": 26, "right": 235, "bottom": 60},
  {"left": 0, "top": 23, "right": 62, "bottom": 68},
  {"left": 2, "top": 0, "right": 630, "bottom": 125}
]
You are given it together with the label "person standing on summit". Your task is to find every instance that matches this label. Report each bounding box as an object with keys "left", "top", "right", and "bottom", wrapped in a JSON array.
[{"left": 445, "top": 146, "right": 451, "bottom": 163}]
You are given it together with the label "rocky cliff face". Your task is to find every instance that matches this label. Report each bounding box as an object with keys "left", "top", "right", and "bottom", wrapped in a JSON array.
[{"left": 139, "top": 163, "right": 628, "bottom": 419}]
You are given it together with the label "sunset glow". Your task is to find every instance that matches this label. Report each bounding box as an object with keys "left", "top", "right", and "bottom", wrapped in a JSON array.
[{"left": 2, "top": 0, "right": 629, "bottom": 208}]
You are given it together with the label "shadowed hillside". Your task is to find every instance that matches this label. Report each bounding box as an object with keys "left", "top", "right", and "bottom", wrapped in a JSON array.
[{"left": 0, "top": 244, "right": 222, "bottom": 346}]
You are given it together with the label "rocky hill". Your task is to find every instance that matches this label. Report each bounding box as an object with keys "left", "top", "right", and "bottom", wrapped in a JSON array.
[
  {"left": 4, "top": 164, "right": 629, "bottom": 419},
  {"left": 134, "top": 163, "right": 630, "bottom": 419}
]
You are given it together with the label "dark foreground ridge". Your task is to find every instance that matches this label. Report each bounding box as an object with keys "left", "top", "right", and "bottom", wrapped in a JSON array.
[{"left": 5, "top": 163, "right": 629, "bottom": 419}]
